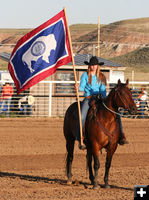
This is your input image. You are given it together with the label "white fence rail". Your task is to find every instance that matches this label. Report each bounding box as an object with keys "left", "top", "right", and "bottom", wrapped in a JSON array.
[{"left": 0, "top": 80, "right": 148, "bottom": 118}]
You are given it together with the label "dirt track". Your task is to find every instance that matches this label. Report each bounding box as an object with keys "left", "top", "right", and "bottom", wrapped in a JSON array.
[{"left": 0, "top": 118, "right": 148, "bottom": 200}]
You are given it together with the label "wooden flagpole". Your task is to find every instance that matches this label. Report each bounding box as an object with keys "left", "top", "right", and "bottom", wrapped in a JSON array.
[{"left": 64, "top": 7, "right": 83, "bottom": 146}]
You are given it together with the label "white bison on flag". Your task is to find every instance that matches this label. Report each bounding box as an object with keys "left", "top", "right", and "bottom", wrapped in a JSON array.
[{"left": 22, "top": 34, "right": 57, "bottom": 73}]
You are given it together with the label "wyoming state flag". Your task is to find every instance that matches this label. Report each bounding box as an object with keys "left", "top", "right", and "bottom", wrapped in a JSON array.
[{"left": 8, "top": 9, "right": 72, "bottom": 94}]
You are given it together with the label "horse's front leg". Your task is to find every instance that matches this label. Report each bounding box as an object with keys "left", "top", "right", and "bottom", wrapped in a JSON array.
[
  {"left": 66, "top": 138, "right": 75, "bottom": 184},
  {"left": 93, "top": 154, "right": 100, "bottom": 189},
  {"left": 104, "top": 147, "right": 116, "bottom": 188}
]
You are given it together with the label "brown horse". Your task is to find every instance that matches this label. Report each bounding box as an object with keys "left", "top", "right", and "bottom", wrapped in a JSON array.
[{"left": 63, "top": 79, "right": 137, "bottom": 188}]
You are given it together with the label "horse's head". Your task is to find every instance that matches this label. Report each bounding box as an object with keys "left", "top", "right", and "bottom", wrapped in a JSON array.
[{"left": 113, "top": 79, "right": 137, "bottom": 115}]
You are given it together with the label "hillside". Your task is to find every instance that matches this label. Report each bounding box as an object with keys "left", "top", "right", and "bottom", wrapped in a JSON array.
[
  {"left": 111, "top": 47, "right": 149, "bottom": 79},
  {"left": 0, "top": 18, "right": 149, "bottom": 57},
  {"left": 0, "top": 28, "right": 31, "bottom": 55},
  {"left": 111, "top": 47, "right": 149, "bottom": 65},
  {"left": 0, "top": 18, "right": 149, "bottom": 73},
  {"left": 73, "top": 17, "right": 149, "bottom": 58}
]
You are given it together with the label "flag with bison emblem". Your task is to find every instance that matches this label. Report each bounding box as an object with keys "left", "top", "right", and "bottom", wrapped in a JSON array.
[{"left": 8, "top": 10, "right": 72, "bottom": 94}]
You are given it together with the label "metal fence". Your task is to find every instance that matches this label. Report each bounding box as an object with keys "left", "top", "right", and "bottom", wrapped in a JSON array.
[{"left": 0, "top": 80, "right": 148, "bottom": 118}]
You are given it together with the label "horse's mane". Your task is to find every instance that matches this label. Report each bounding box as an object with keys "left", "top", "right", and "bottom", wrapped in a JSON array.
[{"left": 88, "top": 95, "right": 104, "bottom": 120}]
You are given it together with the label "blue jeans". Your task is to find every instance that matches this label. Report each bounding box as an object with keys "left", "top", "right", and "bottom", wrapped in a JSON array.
[
  {"left": 0, "top": 97, "right": 12, "bottom": 115},
  {"left": 76, "top": 98, "right": 90, "bottom": 141},
  {"left": 139, "top": 101, "right": 147, "bottom": 118}
]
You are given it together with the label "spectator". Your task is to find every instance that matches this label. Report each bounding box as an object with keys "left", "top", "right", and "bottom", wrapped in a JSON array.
[
  {"left": 0, "top": 82, "right": 14, "bottom": 116},
  {"left": 18, "top": 93, "right": 35, "bottom": 115},
  {"left": 138, "top": 87, "right": 148, "bottom": 118},
  {"left": 27, "top": 94, "right": 35, "bottom": 115}
]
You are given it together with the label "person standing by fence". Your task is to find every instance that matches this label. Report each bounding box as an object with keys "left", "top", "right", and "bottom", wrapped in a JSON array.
[
  {"left": 0, "top": 82, "right": 14, "bottom": 116},
  {"left": 18, "top": 93, "right": 35, "bottom": 115},
  {"left": 138, "top": 87, "right": 148, "bottom": 118}
]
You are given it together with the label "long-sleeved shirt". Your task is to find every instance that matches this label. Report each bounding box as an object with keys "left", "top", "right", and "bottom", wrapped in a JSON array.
[
  {"left": 1, "top": 84, "right": 14, "bottom": 101},
  {"left": 79, "top": 72, "right": 107, "bottom": 98}
]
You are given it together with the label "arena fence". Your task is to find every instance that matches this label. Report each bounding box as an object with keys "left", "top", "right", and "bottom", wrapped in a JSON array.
[{"left": 0, "top": 80, "right": 148, "bottom": 118}]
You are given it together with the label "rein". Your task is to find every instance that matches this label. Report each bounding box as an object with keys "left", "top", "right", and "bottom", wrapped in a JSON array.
[
  {"left": 94, "top": 106, "right": 119, "bottom": 144},
  {"left": 102, "top": 102, "right": 124, "bottom": 117},
  {"left": 95, "top": 118, "right": 117, "bottom": 141}
]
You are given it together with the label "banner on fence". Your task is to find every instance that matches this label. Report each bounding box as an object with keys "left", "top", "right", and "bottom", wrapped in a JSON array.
[{"left": 8, "top": 9, "right": 72, "bottom": 94}]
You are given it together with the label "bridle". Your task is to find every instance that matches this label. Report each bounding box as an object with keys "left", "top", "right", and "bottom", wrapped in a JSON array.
[{"left": 102, "top": 86, "right": 130, "bottom": 117}]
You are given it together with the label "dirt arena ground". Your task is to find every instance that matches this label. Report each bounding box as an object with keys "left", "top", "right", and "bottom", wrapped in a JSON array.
[{"left": 0, "top": 118, "right": 148, "bottom": 200}]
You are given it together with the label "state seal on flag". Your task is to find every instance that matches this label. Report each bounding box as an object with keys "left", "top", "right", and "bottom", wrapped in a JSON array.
[{"left": 31, "top": 41, "right": 46, "bottom": 56}]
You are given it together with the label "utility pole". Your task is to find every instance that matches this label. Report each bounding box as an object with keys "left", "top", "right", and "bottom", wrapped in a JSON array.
[{"left": 97, "top": 16, "right": 100, "bottom": 57}]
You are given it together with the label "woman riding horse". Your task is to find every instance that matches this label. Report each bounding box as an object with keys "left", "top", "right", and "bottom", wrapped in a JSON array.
[{"left": 75, "top": 56, "right": 128, "bottom": 149}]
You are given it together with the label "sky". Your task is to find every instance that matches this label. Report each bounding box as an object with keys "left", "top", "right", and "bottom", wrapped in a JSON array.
[{"left": 0, "top": 0, "right": 149, "bottom": 28}]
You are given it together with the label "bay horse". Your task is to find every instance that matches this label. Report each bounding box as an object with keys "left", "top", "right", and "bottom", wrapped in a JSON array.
[{"left": 63, "top": 79, "right": 137, "bottom": 188}]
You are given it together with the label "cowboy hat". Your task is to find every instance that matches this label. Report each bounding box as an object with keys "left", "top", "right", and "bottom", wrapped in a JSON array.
[
  {"left": 28, "top": 95, "right": 35, "bottom": 105},
  {"left": 84, "top": 56, "right": 104, "bottom": 66}
]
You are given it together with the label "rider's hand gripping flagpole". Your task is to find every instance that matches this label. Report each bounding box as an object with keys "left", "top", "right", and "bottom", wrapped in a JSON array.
[{"left": 64, "top": 7, "right": 84, "bottom": 147}]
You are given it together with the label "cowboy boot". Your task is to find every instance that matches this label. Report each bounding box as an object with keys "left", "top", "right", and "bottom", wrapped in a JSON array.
[{"left": 119, "top": 132, "right": 129, "bottom": 145}]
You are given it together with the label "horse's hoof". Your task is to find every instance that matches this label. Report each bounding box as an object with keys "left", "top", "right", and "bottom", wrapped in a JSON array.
[
  {"left": 104, "top": 184, "right": 111, "bottom": 188},
  {"left": 67, "top": 180, "right": 72, "bottom": 185},
  {"left": 92, "top": 185, "right": 100, "bottom": 190},
  {"left": 92, "top": 185, "right": 98, "bottom": 190},
  {"left": 74, "top": 179, "right": 79, "bottom": 186}
]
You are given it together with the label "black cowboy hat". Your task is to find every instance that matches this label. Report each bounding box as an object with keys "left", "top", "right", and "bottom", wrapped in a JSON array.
[{"left": 84, "top": 56, "right": 104, "bottom": 66}]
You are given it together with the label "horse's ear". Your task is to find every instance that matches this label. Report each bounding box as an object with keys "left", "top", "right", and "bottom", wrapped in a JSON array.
[
  {"left": 126, "top": 79, "right": 129, "bottom": 87},
  {"left": 118, "top": 79, "right": 121, "bottom": 85}
]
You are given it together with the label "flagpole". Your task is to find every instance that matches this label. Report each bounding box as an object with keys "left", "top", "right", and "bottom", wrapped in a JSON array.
[{"left": 64, "top": 7, "right": 83, "bottom": 146}]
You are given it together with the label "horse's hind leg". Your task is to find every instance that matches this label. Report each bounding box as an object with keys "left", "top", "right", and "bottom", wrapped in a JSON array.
[{"left": 66, "top": 138, "right": 75, "bottom": 184}]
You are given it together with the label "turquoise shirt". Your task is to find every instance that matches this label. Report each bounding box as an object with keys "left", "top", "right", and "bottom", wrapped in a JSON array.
[{"left": 79, "top": 72, "right": 107, "bottom": 98}]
